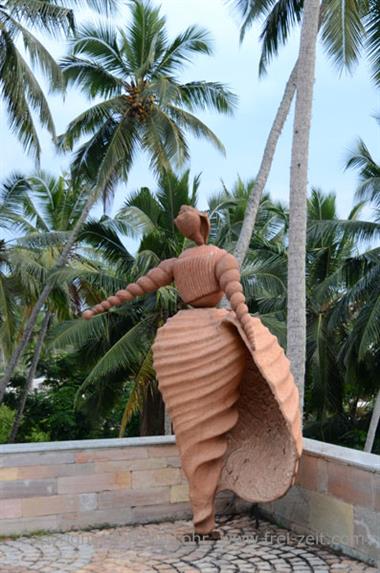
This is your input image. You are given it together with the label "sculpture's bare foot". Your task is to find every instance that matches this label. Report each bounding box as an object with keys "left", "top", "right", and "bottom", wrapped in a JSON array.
[
  {"left": 182, "top": 530, "right": 221, "bottom": 542},
  {"left": 204, "top": 529, "right": 222, "bottom": 541}
]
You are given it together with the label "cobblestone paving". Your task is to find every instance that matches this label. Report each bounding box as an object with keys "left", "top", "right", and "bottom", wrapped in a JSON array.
[{"left": 0, "top": 515, "right": 378, "bottom": 573}]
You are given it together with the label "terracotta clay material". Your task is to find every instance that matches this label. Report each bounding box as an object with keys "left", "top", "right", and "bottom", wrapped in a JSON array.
[{"left": 83, "top": 206, "right": 303, "bottom": 535}]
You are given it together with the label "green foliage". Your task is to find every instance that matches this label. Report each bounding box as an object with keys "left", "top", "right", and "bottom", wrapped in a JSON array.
[
  {"left": 0, "top": 405, "right": 15, "bottom": 443},
  {"left": 26, "top": 428, "right": 51, "bottom": 443},
  {"left": 4, "top": 352, "right": 139, "bottom": 442}
]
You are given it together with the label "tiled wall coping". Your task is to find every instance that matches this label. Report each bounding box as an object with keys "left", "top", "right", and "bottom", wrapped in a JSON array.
[
  {"left": 1, "top": 436, "right": 378, "bottom": 472},
  {"left": 303, "top": 438, "right": 380, "bottom": 472},
  {"left": 0, "top": 434, "right": 176, "bottom": 454}
]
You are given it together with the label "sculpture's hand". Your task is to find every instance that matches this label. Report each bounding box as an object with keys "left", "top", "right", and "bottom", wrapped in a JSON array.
[
  {"left": 82, "top": 258, "right": 176, "bottom": 319},
  {"left": 215, "top": 252, "right": 255, "bottom": 346}
]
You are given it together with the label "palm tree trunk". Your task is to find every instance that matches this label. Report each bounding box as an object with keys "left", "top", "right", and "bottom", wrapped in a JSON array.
[
  {"left": 234, "top": 61, "right": 298, "bottom": 264},
  {"left": 8, "top": 311, "right": 52, "bottom": 443},
  {"left": 140, "top": 385, "right": 165, "bottom": 436},
  {"left": 287, "top": 0, "right": 320, "bottom": 413},
  {"left": 364, "top": 389, "right": 380, "bottom": 452},
  {"left": 0, "top": 186, "right": 100, "bottom": 404},
  {"left": 217, "top": 61, "right": 298, "bottom": 313}
]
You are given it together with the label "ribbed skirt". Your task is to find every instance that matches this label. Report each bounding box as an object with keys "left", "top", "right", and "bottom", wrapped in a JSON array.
[{"left": 152, "top": 308, "right": 302, "bottom": 534}]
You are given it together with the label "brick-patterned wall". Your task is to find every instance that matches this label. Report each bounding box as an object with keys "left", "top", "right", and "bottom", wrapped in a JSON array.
[
  {"left": 261, "top": 439, "right": 380, "bottom": 567},
  {"left": 0, "top": 436, "right": 236, "bottom": 536},
  {"left": 0, "top": 436, "right": 378, "bottom": 568}
]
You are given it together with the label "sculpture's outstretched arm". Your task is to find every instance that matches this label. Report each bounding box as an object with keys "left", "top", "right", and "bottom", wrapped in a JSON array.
[
  {"left": 215, "top": 252, "right": 254, "bottom": 345},
  {"left": 83, "top": 258, "right": 176, "bottom": 319}
]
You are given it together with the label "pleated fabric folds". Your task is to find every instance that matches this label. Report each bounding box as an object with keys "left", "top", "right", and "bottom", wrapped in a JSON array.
[{"left": 152, "top": 308, "right": 302, "bottom": 534}]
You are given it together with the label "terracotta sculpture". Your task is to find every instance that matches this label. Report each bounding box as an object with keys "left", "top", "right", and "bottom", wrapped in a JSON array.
[{"left": 83, "top": 205, "right": 303, "bottom": 536}]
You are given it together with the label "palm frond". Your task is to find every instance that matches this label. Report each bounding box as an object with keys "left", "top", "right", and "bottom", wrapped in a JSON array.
[
  {"left": 4, "top": 12, "right": 64, "bottom": 90},
  {"left": 95, "top": 117, "right": 138, "bottom": 193},
  {"left": 177, "top": 81, "right": 237, "bottom": 114},
  {"left": 148, "top": 106, "right": 190, "bottom": 168},
  {"left": 0, "top": 172, "right": 31, "bottom": 227},
  {"left": 114, "top": 205, "right": 157, "bottom": 238},
  {"left": 154, "top": 25, "right": 212, "bottom": 75},
  {"left": 66, "top": 21, "right": 129, "bottom": 75},
  {"left": 167, "top": 105, "right": 226, "bottom": 156},
  {"left": 119, "top": 349, "right": 154, "bottom": 436},
  {"left": 68, "top": 116, "right": 137, "bottom": 197},
  {"left": 57, "top": 97, "right": 125, "bottom": 150},
  {"left": 80, "top": 315, "right": 156, "bottom": 389},
  {"left": 51, "top": 0, "right": 119, "bottom": 14},
  {"left": 258, "top": 0, "right": 303, "bottom": 75},
  {"left": 49, "top": 313, "right": 110, "bottom": 350},
  {"left": 227, "top": 0, "right": 275, "bottom": 42},
  {"left": 3, "top": 0, "right": 74, "bottom": 35},
  {"left": 320, "top": 0, "right": 364, "bottom": 73},
  {"left": 1, "top": 30, "right": 55, "bottom": 159},
  {"left": 79, "top": 219, "right": 135, "bottom": 270},
  {"left": 141, "top": 114, "right": 173, "bottom": 175},
  {"left": 126, "top": 0, "right": 166, "bottom": 75},
  {"left": 365, "top": 0, "right": 380, "bottom": 87},
  {"left": 346, "top": 138, "right": 380, "bottom": 206},
  {"left": 356, "top": 286, "right": 380, "bottom": 359},
  {"left": 60, "top": 55, "right": 125, "bottom": 98},
  {"left": 308, "top": 218, "right": 380, "bottom": 244},
  {"left": 123, "top": 186, "right": 162, "bottom": 226}
]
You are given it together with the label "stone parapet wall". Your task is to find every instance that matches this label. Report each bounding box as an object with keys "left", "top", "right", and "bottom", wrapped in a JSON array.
[
  {"left": 0, "top": 436, "right": 234, "bottom": 536},
  {"left": 0, "top": 436, "right": 378, "bottom": 567},
  {"left": 262, "top": 438, "right": 380, "bottom": 567}
]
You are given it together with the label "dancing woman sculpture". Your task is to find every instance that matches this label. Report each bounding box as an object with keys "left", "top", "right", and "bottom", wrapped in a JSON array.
[{"left": 83, "top": 205, "right": 303, "bottom": 536}]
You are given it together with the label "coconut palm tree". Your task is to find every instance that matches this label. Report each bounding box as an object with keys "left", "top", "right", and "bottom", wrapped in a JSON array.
[
  {"left": 58, "top": 0, "right": 236, "bottom": 202},
  {"left": 0, "top": 0, "right": 237, "bottom": 404},
  {"left": 231, "top": 1, "right": 322, "bottom": 407},
  {"left": 287, "top": 0, "right": 320, "bottom": 410},
  {"left": 0, "top": 0, "right": 119, "bottom": 160}
]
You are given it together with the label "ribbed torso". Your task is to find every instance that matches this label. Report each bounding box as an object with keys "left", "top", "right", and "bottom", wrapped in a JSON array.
[{"left": 173, "top": 245, "right": 225, "bottom": 304}]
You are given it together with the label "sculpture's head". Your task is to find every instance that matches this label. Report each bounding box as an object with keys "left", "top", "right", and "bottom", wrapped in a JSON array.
[{"left": 174, "top": 205, "right": 210, "bottom": 245}]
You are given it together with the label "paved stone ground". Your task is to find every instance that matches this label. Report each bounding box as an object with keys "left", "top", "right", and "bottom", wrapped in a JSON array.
[{"left": 0, "top": 515, "right": 378, "bottom": 573}]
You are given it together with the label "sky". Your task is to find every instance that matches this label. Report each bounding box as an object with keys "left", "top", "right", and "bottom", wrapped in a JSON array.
[{"left": 0, "top": 0, "right": 379, "bottom": 220}]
